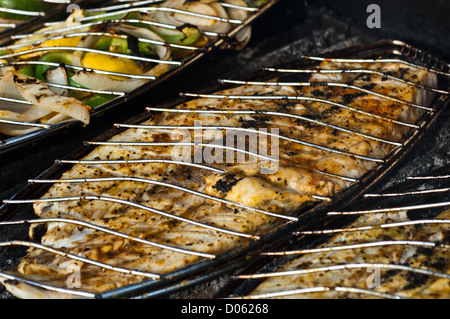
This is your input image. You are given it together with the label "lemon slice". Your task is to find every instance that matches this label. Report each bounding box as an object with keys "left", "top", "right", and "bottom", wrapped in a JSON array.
[
  {"left": 81, "top": 52, "right": 143, "bottom": 80},
  {"left": 40, "top": 36, "right": 83, "bottom": 49},
  {"left": 14, "top": 36, "right": 83, "bottom": 60}
]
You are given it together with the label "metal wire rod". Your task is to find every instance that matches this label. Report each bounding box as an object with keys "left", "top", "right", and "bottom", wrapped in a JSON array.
[
  {"left": 295, "top": 219, "right": 450, "bottom": 235},
  {"left": 263, "top": 67, "right": 449, "bottom": 95},
  {"left": 0, "top": 119, "right": 52, "bottom": 129},
  {"left": 328, "top": 201, "right": 450, "bottom": 215},
  {"left": 78, "top": 7, "right": 243, "bottom": 24},
  {"left": 178, "top": 93, "right": 419, "bottom": 128},
  {"left": 232, "top": 286, "right": 406, "bottom": 299},
  {"left": 29, "top": 177, "right": 301, "bottom": 221},
  {"left": 145, "top": 107, "right": 403, "bottom": 146},
  {"left": 56, "top": 158, "right": 226, "bottom": 174},
  {"left": 115, "top": 123, "right": 385, "bottom": 163},
  {"left": 0, "top": 47, "right": 181, "bottom": 66},
  {"left": 364, "top": 187, "right": 450, "bottom": 198},
  {"left": 15, "top": 19, "right": 222, "bottom": 39},
  {"left": 0, "top": 218, "right": 215, "bottom": 258},
  {"left": 85, "top": 141, "right": 278, "bottom": 164},
  {"left": 4, "top": 61, "right": 156, "bottom": 80},
  {"left": 407, "top": 175, "right": 450, "bottom": 180},
  {"left": 3, "top": 196, "right": 260, "bottom": 240},
  {"left": 218, "top": 79, "right": 433, "bottom": 112},
  {"left": 85, "top": 0, "right": 165, "bottom": 13},
  {"left": 233, "top": 263, "right": 450, "bottom": 280},
  {"left": 2, "top": 31, "right": 204, "bottom": 52},
  {"left": 0, "top": 271, "right": 96, "bottom": 298},
  {"left": 0, "top": 8, "right": 44, "bottom": 17},
  {"left": 299, "top": 55, "right": 450, "bottom": 78},
  {"left": 261, "top": 240, "right": 450, "bottom": 256},
  {"left": 0, "top": 240, "right": 161, "bottom": 279}
]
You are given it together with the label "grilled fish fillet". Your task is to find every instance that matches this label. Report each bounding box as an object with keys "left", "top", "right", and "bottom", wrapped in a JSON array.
[
  {"left": 0, "top": 60, "right": 438, "bottom": 298},
  {"left": 246, "top": 208, "right": 450, "bottom": 299}
]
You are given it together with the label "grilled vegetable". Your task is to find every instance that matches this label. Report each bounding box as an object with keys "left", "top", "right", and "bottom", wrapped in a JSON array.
[
  {"left": 152, "top": 0, "right": 233, "bottom": 34},
  {"left": 0, "top": 0, "right": 53, "bottom": 20},
  {"left": 243, "top": 0, "right": 270, "bottom": 7},
  {"left": 0, "top": 0, "right": 268, "bottom": 138},
  {"left": 81, "top": 53, "right": 144, "bottom": 77},
  {"left": 84, "top": 93, "right": 115, "bottom": 108},
  {"left": 34, "top": 53, "right": 73, "bottom": 82},
  {"left": 0, "top": 71, "right": 91, "bottom": 136}
]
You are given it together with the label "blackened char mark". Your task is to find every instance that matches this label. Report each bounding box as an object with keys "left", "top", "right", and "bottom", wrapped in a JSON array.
[
  {"left": 278, "top": 101, "right": 297, "bottom": 110},
  {"left": 239, "top": 118, "right": 257, "bottom": 129},
  {"left": 238, "top": 115, "right": 271, "bottom": 128},
  {"left": 430, "top": 257, "right": 448, "bottom": 272},
  {"left": 403, "top": 272, "right": 429, "bottom": 291},
  {"left": 212, "top": 174, "right": 243, "bottom": 194},
  {"left": 13, "top": 75, "right": 38, "bottom": 85},
  {"left": 311, "top": 89, "right": 332, "bottom": 100},
  {"left": 341, "top": 92, "right": 366, "bottom": 104},
  {"left": 398, "top": 67, "right": 410, "bottom": 78},
  {"left": 309, "top": 81, "right": 328, "bottom": 87},
  {"left": 362, "top": 83, "right": 377, "bottom": 90}
]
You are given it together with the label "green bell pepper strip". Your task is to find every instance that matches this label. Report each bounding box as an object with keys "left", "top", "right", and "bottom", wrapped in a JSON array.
[
  {"left": 35, "top": 52, "right": 83, "bottom": 88},
  {"left": 83, "top": 11, "right": 127, "bottom": 24},
  {"left": 93, "top": 37, "right": 112, "bottom": 52},
  {"left": 94, "top": 37, "right": 131, "bottom": 55},
  {"left": 35, "top": 52, "right": 73, "bottom": 82},
  {"left": 138, "top": 42, "right": 156, "bottom": 57},
  {"left": 94, "top": 36, "right": 156, "bottom": 57},
  {"left": 178, "top": 26, "right": 202, "bottom": 46},
  {"left": 0, "top": 0, "right": 54, "bottom": 20},
  {"left": 17, "top": 64, "right": 35, "bottom": 77},
  {"left": 243, "top": 0, "right": 269, "bottom": 7},
  {"left": 84, "top": 93, "right": 115, "bottom": 108},
  {"left": 151, "top": 25, "right": 202, "bottom": 47},
  {"left": 110, "top": 37, "right": 132, "bottom": 55},
  {"left": 112, "top": 12, "right": 202, "bottom": 48}
]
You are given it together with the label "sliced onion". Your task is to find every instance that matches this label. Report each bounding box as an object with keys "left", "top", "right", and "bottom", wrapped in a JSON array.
[
  {"left": 0, "top": 70, "right": 23, "bottom": 100},
  {"left": 44, "top": 66, "right": 69, "bottom": 96},
  {"left": 0, "top": 59, "right": 14, "bottom": 76},
  {"left": 0, "top": 107, "right": 67, "bottom": 136},
  {"left": 0, "top": 122, "right": 42, "bottom": 136},
  {"left": 13, "top": 71, "right": 91, "bottom": 124},
  {"left": 0, "top": 72, "right": 52, "bottom": 121},
  {"left": 112, "top": 24, "right": 169, "bottom": 63},
  {"left": 151, "top": 0, "right": 232, "bottom": 34},
  {"left": 72, "top": 35, "right": 101, "bottom": 67},
  {"left": 42, "top": 112, "right": 71, "bottom": 125},
  {"left": 72, "top": 69, "right": 147, "bottom": 93},
  {"left": 224, "top": 0, "right": 251, "bottom": 48},
  {"left": 0, "top": 109, "right": 38, "bottom": 123},
  {"left": 0, "top": 72, "right": 53, "bottom": 136},
  {"left": 12, "top": 9, "right": 86, "bottom": 48}
]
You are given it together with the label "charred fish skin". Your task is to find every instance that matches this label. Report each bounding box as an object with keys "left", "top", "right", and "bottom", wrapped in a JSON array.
[{"left": 0, "top": 57, "right": 439, "bottom": 298}]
